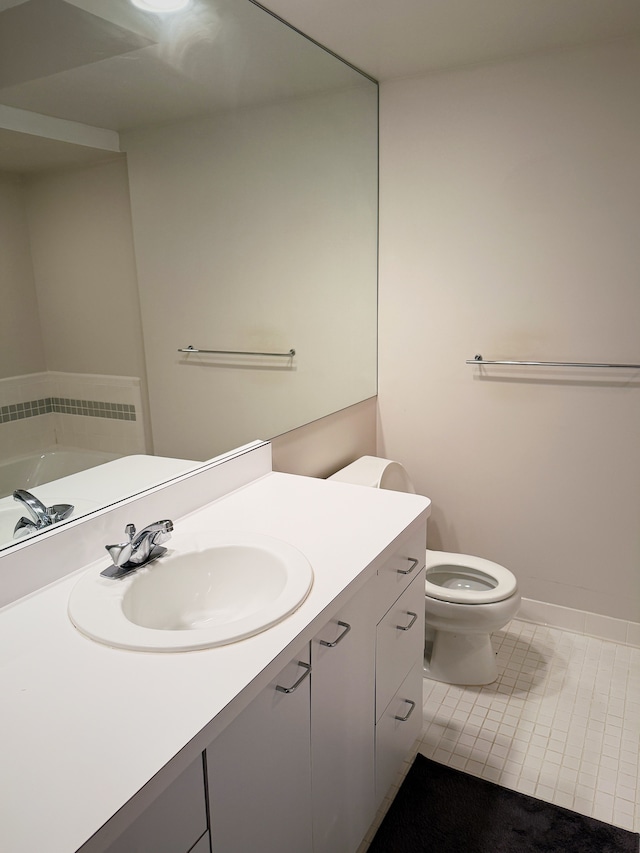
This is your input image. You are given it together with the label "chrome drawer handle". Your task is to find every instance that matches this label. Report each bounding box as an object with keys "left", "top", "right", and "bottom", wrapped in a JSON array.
[
  {"left": 319, "top": 620, "right": 351, "bottom": 648},
  {"left": 275, "top": 661, "right": 311, "bottom": 694},
  {"left": 397, "top": 611, "right": 418, "bottom": 631},
  {"left": 397, "top": 557, "right": 419, "bottom": 575},
  {"left": 394, "top": 699, "right": 416, "bottom": 722}
]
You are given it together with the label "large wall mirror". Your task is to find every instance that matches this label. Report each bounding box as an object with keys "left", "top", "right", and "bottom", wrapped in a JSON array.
[{"left": 0, "top": 0, "right": 378, "bottom": 552}]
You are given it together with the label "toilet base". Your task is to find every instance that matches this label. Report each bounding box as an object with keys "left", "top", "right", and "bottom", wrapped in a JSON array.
[{"left": 424, "top": 630, "right": 498, "bottom": 685}]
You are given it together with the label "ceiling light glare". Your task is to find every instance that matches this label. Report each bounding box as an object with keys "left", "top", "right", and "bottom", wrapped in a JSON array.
[{"left": 131, "top": 0, "right": 191, "bottom": 13}]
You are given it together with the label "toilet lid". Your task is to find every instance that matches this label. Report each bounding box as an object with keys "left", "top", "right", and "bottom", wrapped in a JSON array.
[{"left": 425, "top": 550, "right": 518, "bottom": 604}]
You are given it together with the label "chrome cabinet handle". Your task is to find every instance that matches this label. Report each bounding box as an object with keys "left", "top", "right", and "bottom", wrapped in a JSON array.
[
  {"left": 319, "top": 620, "right": 351, "bottom": 648},
  {"left": 397, "top": 611, "right": 418, "bottom": 631},
  {"left": 397, "top": 557, "right": 419, "bottom": 575},
  {"left": 394, "top": 699, "right": 416, "bottom": 722},
  {"left": 275, "top": 661, "right": 311, "bottom": 694}
]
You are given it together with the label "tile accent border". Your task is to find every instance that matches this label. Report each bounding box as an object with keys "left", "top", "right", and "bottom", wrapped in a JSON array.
[
  {"left": 0, "top": 397, "right": 136, "bottom": 424},
  {"left": 0, "top": 398, "right": 51, "bottom": 422},
  {"left": 519, "top": 597, "right": 640, "bottom": 648},
  {"left": 51, "top": 397, "right": 136, "bottom": 420},
  {"left": 0, "top": 371, "right": 147, "bottom": 457}
]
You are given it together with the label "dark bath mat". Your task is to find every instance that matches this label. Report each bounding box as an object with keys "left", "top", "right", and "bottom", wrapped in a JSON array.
[{"left": 368, "top": 754, "right": 639, "bottom": 853}]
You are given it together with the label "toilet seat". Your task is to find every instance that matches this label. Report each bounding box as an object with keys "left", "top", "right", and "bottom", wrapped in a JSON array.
[{"left": 425, "top": 550, "right": 517, "bottom": 605}]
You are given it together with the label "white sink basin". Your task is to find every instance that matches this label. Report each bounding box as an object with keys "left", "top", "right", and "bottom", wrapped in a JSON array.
[{"left": 68, "top": 531, "right": 314, "bottom": 652}]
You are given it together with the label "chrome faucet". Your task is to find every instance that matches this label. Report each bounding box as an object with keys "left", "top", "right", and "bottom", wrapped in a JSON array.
[
  {"left": 13, "top": 489, "right": 74, "bottom": 538},
  {"left": 101, "top": 519, "right": 173, "bottom": 578}
]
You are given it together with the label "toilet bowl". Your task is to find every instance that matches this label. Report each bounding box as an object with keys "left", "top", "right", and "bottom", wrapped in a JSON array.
[{"left": 328, "top": 456, "right": 521, "bottom": 685}]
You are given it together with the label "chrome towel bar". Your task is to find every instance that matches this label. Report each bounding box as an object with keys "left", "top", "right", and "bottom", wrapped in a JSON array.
[
  {"left": 467, "top": 354, "right": 640, "bottom": 369},
  {"left": 179, "top": 345, "right": 295, "bottom": 357}
]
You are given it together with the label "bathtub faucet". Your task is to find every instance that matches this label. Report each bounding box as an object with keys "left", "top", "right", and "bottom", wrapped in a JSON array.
[
  {"left": 101, "top": 519, "right": 173, "bottom": 578},
  {"left": 13, "top": 489, "right": 75, "bottom": 538}
]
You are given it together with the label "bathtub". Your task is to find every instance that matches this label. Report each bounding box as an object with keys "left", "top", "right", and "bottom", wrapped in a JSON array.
[{"left": 0, "top": 448, "right": 121, "bottom": 500}]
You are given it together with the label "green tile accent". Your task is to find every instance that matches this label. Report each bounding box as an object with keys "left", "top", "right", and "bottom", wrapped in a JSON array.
[{"left": 0, "top": 396, "right": 136, "bottom": 424}]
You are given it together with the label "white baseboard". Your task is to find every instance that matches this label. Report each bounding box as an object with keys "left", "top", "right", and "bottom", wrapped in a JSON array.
[{"left": 516, "top": 598, "right": 640, "bottom": 647}]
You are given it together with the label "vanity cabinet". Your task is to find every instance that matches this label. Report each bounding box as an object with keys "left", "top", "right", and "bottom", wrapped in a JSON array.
[
  {"left": 95, "top": 522, "right": 427, "bottom": 853},
  {"left": 1, "top": 453, "right": 432, "bottom": 853},
  {"left": 206, "top": 649, "right": 314, "bottom": 853},
  {"left": 99, "top": 526, "right": 426, "bottom": 853},
  {"left": 205, "top": 522, "right": 426, "bottom": 853}
]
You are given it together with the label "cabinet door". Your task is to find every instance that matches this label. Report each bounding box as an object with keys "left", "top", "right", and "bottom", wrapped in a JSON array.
[
  {"left": 311, "top": 580, "right": 377, "bottom": 853},
  {"left": 375, "top": 661, "right": 423, "bottom": 808},
  {"left": 105, "top": 756, "right": 208, "bottom": 853},
  {"left": 206, "top": 650, "right": 313, "bottom": 853}
]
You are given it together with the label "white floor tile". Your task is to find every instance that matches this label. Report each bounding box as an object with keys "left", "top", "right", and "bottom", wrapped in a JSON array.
[
  {"left": 359, "top": 619, "right": 640, "bottom": 852},
  {"left": 417, "top": 619, "right": 640, "bottom": 833}
]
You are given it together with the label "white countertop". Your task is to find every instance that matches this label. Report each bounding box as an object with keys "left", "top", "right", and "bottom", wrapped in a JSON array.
[{"left": 0, "top": 471, "right": 429, "bottom": 853}]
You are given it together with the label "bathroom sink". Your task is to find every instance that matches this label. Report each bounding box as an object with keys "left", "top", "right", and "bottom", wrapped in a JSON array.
[{"left": 68, "top": 531, "right": 314, "bottom": 651}]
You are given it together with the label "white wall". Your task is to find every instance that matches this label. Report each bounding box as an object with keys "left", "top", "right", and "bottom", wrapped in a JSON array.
[
  {"left": 272, "top": 397, "right": 377, "bottom": 478},
  {"left": 0, "top": 172, "right": 45, "bottom": 379},
  {"left": 378, "top": 38, "right": 640, "bottom": 621}
]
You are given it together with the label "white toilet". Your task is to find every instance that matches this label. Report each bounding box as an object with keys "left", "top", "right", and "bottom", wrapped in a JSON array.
[{"left": 328, "top": 456, "right": 521, "bottom": 685}]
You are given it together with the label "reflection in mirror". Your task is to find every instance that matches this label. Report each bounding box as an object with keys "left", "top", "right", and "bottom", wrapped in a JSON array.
[{"left": 0, "top": 0, "right": 378, "bottom": 552}]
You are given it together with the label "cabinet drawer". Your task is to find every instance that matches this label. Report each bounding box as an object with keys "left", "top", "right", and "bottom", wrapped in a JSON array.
[
  {"left": 105, "top": 756, "right": 207, "bottom": 853},
  {"left": 375, "top": 662, "right": 423, "bottom": 808},
  {"left": 375, "top": 570, "right": 425, "bottom": 721},
  {"left": 375, "top": 526, "right": 425, "bottom": 622}
]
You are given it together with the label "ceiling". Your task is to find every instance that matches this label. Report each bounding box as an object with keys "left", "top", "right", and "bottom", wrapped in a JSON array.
[
  {"left": 0, "top": 0, "right": 359, "bottom": 130},
  {"left": 259, "top": 0, "right": 640, "bottom": 81},
  {"left": 1, "top": 0, "right": 639, "bottom": 173},
  {"left": 0, "top": 0, "right": 363, "bottom": 171}
]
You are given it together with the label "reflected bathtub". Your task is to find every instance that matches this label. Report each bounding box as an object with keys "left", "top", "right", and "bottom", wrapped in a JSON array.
[{"left": 0, "top": 448, "right": 121, "bottom": 500}]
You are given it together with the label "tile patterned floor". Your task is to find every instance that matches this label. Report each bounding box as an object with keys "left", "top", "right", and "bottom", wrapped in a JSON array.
[{"left": 360, "top": 619, "right": 640, "bottom": 849}]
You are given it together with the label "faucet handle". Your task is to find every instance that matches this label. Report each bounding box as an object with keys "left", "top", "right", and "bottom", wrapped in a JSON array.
[
  {"left": 104, "top": 523, "right": 137, "bottom": 569},
  {"left": 47, "top": 503, "right": 75, "bottom": 524},
  {"left": 13, "top": 517, "right": 37, "bottom": 538}
]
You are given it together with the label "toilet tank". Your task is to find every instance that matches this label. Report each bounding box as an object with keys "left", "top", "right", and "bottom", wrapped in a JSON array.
[{"left": 328, "top": 456, "right": 416, "bottom": 494}]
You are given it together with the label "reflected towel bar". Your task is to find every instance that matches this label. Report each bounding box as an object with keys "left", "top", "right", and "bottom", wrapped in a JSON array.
[
  {"left": 179, "top": 346, "right": 295, "bottom": 357},
  {"left": 467, "top": 354, "right": 640, "bottom": 369}
]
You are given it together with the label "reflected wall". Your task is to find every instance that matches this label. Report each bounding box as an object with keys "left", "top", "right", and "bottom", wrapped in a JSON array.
[{"left": 125, "top": 85, "right": 378, "bottom": 459}]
